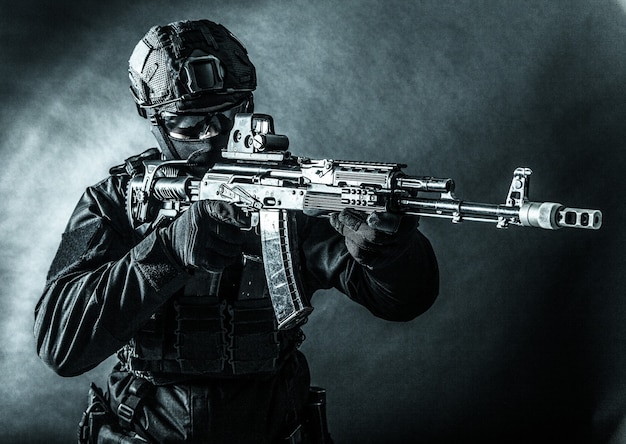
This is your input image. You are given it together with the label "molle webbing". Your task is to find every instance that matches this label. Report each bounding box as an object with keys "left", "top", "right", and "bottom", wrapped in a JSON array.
[
  {"left": 228, "top": 298, "right": 280, "bottom": 374},
  {"left": 174, "top": 296, "right": 227, "bottom": 374},
  {"left": 120, "top": 241, "right": 300, "bottom": 377},
  {"left": 122, "top": 295, "right": 300, "bottom": 377}
]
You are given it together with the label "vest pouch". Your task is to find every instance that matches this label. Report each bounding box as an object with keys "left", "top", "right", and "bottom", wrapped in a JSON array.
[
  {"left": 228, "top": 298, "right": 281, "bottom": 375},
  {"left": 174, "top": 296, "right": 227, "bottom": 374}
]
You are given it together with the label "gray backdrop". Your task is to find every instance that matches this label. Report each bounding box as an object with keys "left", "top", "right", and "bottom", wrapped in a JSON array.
[{"left": 2, "top": 1, "right": 625, "bottom": 443}]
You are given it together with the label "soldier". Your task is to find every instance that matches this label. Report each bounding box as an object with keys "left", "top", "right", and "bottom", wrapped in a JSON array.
[{"left": 34, "top": 19, "right": 439, "bottom": 444}]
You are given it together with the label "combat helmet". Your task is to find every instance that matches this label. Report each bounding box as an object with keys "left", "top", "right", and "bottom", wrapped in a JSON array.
[{"left": 128, "top": 19, "right": 256, "bottom": 159}]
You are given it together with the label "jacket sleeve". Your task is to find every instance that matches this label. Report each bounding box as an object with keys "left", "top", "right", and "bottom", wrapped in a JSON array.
[
  {"left": 34, "top": 176, "right": 188, "bottom": 377},
  {"left": 299, "top": 215, "right": 439, "bottom": 321}
]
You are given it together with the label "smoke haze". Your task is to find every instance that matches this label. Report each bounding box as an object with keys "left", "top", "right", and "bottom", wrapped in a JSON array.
[{"left": 2, "top": 1, "right": 626, "bottom": 442}]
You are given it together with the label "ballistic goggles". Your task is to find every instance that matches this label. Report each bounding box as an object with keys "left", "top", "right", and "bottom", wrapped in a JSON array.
[{"left": 161, "top": 98, "right": 250, "bottom": 140}]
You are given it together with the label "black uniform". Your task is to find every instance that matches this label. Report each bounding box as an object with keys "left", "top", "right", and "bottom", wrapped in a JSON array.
[{"left": 34, "top": 158, "right": 439, "bottom": 443}]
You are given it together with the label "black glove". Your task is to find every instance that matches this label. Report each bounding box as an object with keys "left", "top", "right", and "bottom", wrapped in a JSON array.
[
  {"left": 329, "top": 209, "right": 419, "bottom": 271},
  {"left": 159, "top": 200, "right": 249, "bottom": 272}
]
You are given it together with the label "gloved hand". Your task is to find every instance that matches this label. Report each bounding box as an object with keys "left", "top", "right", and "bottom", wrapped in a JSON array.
[
  {"left": 329, "top": 208, "right": 419, "bottom": 271},
  {"left": 159, "top": 200, "right": 249, "bottom": 272}
]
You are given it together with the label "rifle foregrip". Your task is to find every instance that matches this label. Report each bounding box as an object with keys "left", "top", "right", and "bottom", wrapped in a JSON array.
[{"left": 519, "top": 202, "right": 603, "bottom": 230}]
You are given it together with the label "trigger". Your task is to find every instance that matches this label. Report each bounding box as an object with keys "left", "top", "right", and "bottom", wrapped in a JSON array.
[{"left": 241, "top": 211, "right": 260, "bottom": 232}]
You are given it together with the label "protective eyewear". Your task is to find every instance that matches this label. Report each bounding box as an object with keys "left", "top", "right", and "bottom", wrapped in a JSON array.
[{"left": 161, "top": 99, "right": 250, "bottom": 140}]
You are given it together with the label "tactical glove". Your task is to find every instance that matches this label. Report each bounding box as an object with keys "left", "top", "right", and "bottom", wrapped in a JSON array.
[
  {"left": 329, "top": 208, "right": 419, "bottom": 271},
  {"left": 159, "top": 200, "right": 249, "bottom": 272}
]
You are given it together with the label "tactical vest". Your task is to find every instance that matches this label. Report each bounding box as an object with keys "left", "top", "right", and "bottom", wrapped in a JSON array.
[{"left": 119, "top": 249, "right": 304, "bottom": 379}]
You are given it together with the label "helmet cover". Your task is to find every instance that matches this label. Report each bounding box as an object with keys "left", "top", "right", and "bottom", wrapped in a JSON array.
[{"left": 128, "top": 19, "right": 256, "bottom": 115}]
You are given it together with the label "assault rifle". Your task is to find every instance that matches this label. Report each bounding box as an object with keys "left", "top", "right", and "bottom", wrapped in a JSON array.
[{"left": 127, "top": 113, "right": 603, "bottom": 329}]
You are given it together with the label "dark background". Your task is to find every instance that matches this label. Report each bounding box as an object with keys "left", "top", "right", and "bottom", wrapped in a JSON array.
[{"left": 2, "top": 1, "right": 625, "bottom": 443}]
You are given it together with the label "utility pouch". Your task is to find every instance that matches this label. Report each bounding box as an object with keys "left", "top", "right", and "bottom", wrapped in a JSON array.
[
  {"left": 77, "top": 383, "right": 114, "bottom": 444},
  {"left": 78, "top": 382, "right": 148, "bottom": 444}
]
